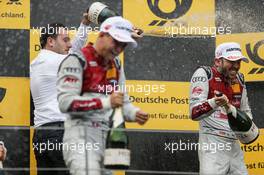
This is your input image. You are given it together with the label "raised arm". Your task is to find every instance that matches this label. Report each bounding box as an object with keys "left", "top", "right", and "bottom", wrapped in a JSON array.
[{"left": 69, "top": 13, "right": 90, "bottom": 54}]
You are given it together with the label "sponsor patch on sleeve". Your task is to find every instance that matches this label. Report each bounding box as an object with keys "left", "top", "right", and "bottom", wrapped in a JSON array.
[
  {"left": 63, "top": 67, "right": 81, "bottom": 74},
  {"left": 191, "top": 76, "right": 207, "bottom": 83},
  {"left": 192, "top": 86, "right": 203, "bottom": 96}
]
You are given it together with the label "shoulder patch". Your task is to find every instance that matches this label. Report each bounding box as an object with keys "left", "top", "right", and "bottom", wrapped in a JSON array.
[
  {"left": 70, "top": 53, "right": 86, "bottom": 68},
  {"left": 198, "top": 66, "right": 212, "bottom": 80},
  {"left": 58, "top": 54, "right": 85, "bottom": 73}
]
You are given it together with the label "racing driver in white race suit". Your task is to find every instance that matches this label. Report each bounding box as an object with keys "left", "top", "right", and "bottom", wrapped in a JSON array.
[
  {"left": 189, "top": 42, "right": 253, "bottom": 175},
  {"left": 56, "top": 16, "right": 148, "bottom": 175}
]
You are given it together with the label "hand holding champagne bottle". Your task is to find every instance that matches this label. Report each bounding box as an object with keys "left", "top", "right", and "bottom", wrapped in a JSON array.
[
  {"left": 214, "top": 91, "right": 259, "bottom": 144},
  {"left": 104, "top": 90, "right": 148, "bottom": 169},
  {"left": 87, "top": 2, "right": 144, "bottom": 38},
  {"left": 104, "top": 106, "right": 130, "bottom": 169},
  {"left": 87, "top": 2, "right": 118, "bottom": 25}
]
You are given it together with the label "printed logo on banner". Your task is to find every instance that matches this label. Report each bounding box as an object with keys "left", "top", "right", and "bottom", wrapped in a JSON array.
[
  {"left": 123, "top": 0, "right": 215, "bottom": 36},
  {"left": 125, "top": 80, "right": 198, "bottom": 130},
  {"left": 242, "top": 129, "right": 264, "bottom": 175},
  {"left": 246, "top": 40, "right": 264, "bottom": 75},
  {"left": 6, "top": 0, "right": 22, "bottom": 5},
  {"left": 147, "top": 0, "right": 192, "bottom": 26},
  {"left": 0, "top": 87, "right": 6, "bottom": 119},
  {"left": 0, "top": 87, "right": 6, "bottom": 103},
  {"left": 216, "top": 33, "right": 264, "bottom": 82},
  {"left": 0, "top": 0, "right": 29, "bottom": 29}
]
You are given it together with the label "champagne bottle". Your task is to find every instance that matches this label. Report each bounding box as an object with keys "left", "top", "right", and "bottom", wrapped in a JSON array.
[
  {"left": 87, "top": 2, "right": 118, "bottom": 25},
  {"left": 104, "top": 107, "right": 130, "bottom": 169},
  {"left": 227, "top": 107, "right": 259, "bottom": 144},
  {"left": 216, "top": 92, "right": 259, "bottom": 144},
  {"left": 227, "top": 109, "right": 252, "bottom": 132}
]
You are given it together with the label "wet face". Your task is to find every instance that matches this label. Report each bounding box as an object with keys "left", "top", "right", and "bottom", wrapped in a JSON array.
[
  {"left": 100, "top": 33, "right": 127, "bottom": 61},
  {"left": 49, "top": 27, "right": 72, "bottom": 55},
  {"left": 217, "top": 58, "right": 241, "bottom": 79}
]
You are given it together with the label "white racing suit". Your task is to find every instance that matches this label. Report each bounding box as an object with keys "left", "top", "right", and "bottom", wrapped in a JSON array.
[
  {"left": 57, "top": 44, "right": 139, "bottom": 175},
  {"left": 189, "top": 66, "right": 252, "bottom": 175}
]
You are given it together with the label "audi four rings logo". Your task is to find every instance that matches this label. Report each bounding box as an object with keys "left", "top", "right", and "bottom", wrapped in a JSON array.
[
  {"left": 192, "top": 76, "right": 207, "bottom": 83},
  {"left": 246, "top": 40, "right": 264, "bottom": 74},
  {"left": 0, "top": 87, "right": 7, "bottom": 119},
  {"left": 147, "top": 0, "right": 193, "bottom": 26}
]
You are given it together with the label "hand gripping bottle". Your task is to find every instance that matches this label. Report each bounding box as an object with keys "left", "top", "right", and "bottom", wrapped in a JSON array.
[
  {"left": 87, "top": 2, "right": 118, "bottom": 25},
  {"left": 227, "top": 107, "right": 259, "bottom": 144},
  {"left": 104, "top": 107, "right": 130, "bottom": 169},
  {"left": 216, "top": 92, "right": 259, "bottom": 144}
]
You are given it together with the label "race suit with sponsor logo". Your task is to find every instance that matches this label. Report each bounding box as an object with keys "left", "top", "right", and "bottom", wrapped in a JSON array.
[
  {"left": 57, "top": 43, "right": 139, "bottom": 175},
  {"left": 189, "top": 66, "right": 252, "bottom": 175}
]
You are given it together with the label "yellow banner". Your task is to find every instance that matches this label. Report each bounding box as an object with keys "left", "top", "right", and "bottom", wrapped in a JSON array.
[
  {"left": 123, "top": 0, "right": 216, "bottom": 37},
  {"left": 0, "top": 0, "right": 30, "bottom": 29},
  {"left": 243, "top": 129, "right": 264, "bottom": 174},
  {"left": 0, "top": 77, "right": 30, "bottom": 126},
  {"left": 216, "top": 33, "right": 264, "bottom": 82},
  {"left": 125, "top": 80, "right": 198, "bottom": 130}
]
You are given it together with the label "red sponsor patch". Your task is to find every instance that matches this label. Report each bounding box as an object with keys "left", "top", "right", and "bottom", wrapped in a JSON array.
[
  {"left": 192, "top": 86, "right": 203, "bottom": 95},
  {"left": 219, "top": 113, "right": 228, "bottom": 120},
  {"left": 227, "top": 55, "right": 240, "bottom": 60}
]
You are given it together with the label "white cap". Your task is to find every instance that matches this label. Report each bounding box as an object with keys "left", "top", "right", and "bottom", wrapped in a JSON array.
[
  {"left": 215, "top": 42, "right": 249, "bottom": 63},
  {"left": 100, "top": 16, "right": 137, "bottom": 48}
]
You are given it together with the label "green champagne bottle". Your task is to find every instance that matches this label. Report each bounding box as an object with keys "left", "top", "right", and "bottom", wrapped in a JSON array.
[
  {"left": 227, "top": 107, "right": 259, "bottom": 144},
  {"left": 228, "top": 109, "right": 252, "bottom": 132},
  {"left": 215, "top": 91, "right": 259, "bottom": 144},
  {"left": 87, "top": 2, "right": 118, "bottom": 25},
  {"left": 104, "top": 108, "right": 130, "bottom": 169}
]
